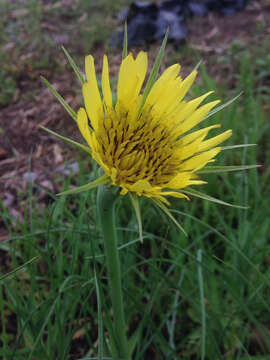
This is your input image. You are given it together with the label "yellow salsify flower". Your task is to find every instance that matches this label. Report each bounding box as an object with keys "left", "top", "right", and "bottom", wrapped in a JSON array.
[
  {"left": 77, "top": 52, "right": 231, "bottom": 206},
  {"left": 42, "top": 38, "right": 256, "bottom": 238}
]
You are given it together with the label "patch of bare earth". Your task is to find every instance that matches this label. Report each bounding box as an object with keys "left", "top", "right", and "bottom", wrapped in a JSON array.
[{"left": 0, "top": 0, "right": 269, "bottom": 239}]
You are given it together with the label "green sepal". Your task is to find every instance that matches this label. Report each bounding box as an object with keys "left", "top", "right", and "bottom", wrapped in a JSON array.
[
  {"left": 152, "top": 198, "right": 187, "bottom": 236},
  {"left": 129, "top": 193, "right": 143, "bottom": 243},
  {"left": 40, "top": 126, "right": 91, "bottom": 155},
  {"left": 222, "top": 143, "right": 256, "bottom": 151},
  {"left": 41, "top": 76, "right": 77, "bottom": 122},
  {"left": 192, "top": 59, "right": 202, "bottom": 72},
  {"left": 182, "top": 188, "right": 248, "bottom": 209},
  {"left": 138, "top": 28, "right": 169, "bottom": 117},
  {"left": 204, "top": 92, "right": 242, "bottom": 120},
  {"left": 58, "top": 174, "right": 109, "bottom": 196},
  {"left": 197, "top": 164, "right": 259, "bottom": 174},
  {"left": 62, "top": 46, "right": 85, "bottom": 84}
]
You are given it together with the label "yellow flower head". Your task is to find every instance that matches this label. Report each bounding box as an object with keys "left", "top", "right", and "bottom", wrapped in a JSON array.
[{"left": 77, "top": 51, "right": 232, "bottom": 205}]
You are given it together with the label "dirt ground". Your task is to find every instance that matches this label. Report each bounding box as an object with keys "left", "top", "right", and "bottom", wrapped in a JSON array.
[{"left": 0, "top": 0, "right": 269, "bottom": 240}]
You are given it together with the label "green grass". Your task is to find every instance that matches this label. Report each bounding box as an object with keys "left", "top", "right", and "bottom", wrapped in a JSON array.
[{"left": 1, "top": 55, "right": 270, "bottom": 359}]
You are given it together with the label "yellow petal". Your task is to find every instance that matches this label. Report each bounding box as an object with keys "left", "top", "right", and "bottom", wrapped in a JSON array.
[
  {"left": 117, "top": 54, "right": 137, "bottom": 105},
  {"left": 135, "top": 51, "right": 148, "bottom": 94},
  {"left": 161, "top": 191, "right": 189, "bottom": 200},
  {"left": 102, "top": 55, "right": 112, "bottom": 108},
  {"left": 77, "top": 107, "right": 92, "bottom": 146},
  {"left": 151, "top": 77, "right": 183, "bottom": 115},
  {"left": 172, "top": 91, "right": 214, "bottom": 126},
  {"left": 177, "top": 70, "right": 197, "bottom": 102},
  {"left": 166, "top": 172, "right": 205, "bottom": 190},
  {"left": 82, "top": 82, "right": 103, "bottom": 131},
  {"left": 180, "top": 125, "right": 220, "bottom": 146},
  {"left": 180, "top": 100, "right": 221, "bottom": 135},
  {"left": 179, "top": 148, "right": 221, "bottom": 172},
  {"left": 145, "top": 64, "right": 181, "bottom": 107},
  {"left": 174, "top": 134, "right": 205, "bottom": 161},
  {"left": 198, "top": 130, "right": 232, "bottom": 152},
  {"left": 166, "top": 172, "right": 192, "bottom": 189},
  {"left": 128, "top": 179, "right": 161, "bottom": 195}
]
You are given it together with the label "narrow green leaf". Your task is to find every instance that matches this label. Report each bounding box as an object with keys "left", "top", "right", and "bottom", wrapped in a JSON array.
[
  {"left": 62, "top": 46, "right": 84, "bottom": 84},
  {"left": 57, "top": 174, "right": 109, "bottom": 196},
  {"left": 122, "top": 22, "right": 128, "bottom": 60},
  {"left": 41, "top": 76, "right": 77, "bottom": 122},
  {"left": 152, "top": 198, "right": 187, "bottom": 236},
  {"left": 222, "top": 143, "right": 256, "bottom": 151},
  {"left": 204, "top": 92, "right": 242, "bottom": 120},
  {"left": 127, "top": 327, "right": 141, "bottom": 358},
  {"left": 138, "top": 28, "right": 169, "bottom": 117},
  {"left": 197, "top": 249, "right": 206, "bottom": 360},
  {"left": 0, "top": 256, "right": 39, "bottom": 282},
  {"left": 182, "top": 188, "right": 248, "bottom": 209},
  {"left": 40, "top": 126, "right": 91, "bottom": 155},
  {"left": 129, "top": 193, "right": 143, "bottom": 243},
  {"left": 197, "top": 164, "right": 259, "bottom": 174}
]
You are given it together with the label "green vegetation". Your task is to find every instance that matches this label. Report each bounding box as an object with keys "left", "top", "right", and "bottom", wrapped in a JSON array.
[{"left": 1, "top": 0, "right": 270, "bottom": 359}]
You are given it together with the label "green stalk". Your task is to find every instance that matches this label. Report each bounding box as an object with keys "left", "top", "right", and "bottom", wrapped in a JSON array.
[{"left": 97, "top": 184, "right": 129, "bottom": 360}]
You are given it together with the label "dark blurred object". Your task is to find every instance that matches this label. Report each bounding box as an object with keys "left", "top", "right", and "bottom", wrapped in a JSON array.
[{"left": 111, "top": 0, "right": 251, "bottom": 47}]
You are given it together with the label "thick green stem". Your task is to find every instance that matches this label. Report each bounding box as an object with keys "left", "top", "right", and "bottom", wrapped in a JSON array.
[{"left": 97, "top": 184, "right": 129, "bottom": 360}]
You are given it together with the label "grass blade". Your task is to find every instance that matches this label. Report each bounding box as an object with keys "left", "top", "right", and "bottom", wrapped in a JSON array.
[
  {"left": 0, "top": 256, "right": 39, "bottom": 282},
  {"left": 122, "top": 22, "right": 128, "bottom": 60},
  {"left": 197, "top": 249, "right": 206, "bottom": 360}
]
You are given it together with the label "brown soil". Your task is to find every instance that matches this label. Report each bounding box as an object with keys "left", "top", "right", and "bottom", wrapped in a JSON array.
[{"left": 0, "top": 0, "right": 269, "bottom": 238}]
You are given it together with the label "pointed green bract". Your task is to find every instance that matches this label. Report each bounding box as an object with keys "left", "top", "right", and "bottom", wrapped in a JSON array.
[
  {"left": 222, "top": 144, "right": 256, "bottom": 151},
  {"left": 204, "top": 92, "right": 242, "bottom": 120},
  {"left": 40, "top": 126, "right": 91, "bottom": 155},
  {"left": 57, "top": 175, "right": 109, "bottom": 196},
  {"left": 152, "top": 198, "right": 187, "bottom": 236},
  {"left": 41, "top": 76, "right": 77, "bottom": 122},
  {"left": 129, "top": 193, "right": 143, "bottom": 243},
  {"left": 192, "top": 60, "right": 202, "bottom": 72},
  {"left": 138, "top": 28, "right": 169, "bottom": 117},
  {"left": 182, "top": 188, "right": 248, "bottom": 209},
  {"left": 62, "top": 46, "right": 85, "bottom": 84},
  {"left": 197, "top": 164, "right": 259, "bottom": 174},
  {"left": 122, "top": 22, "right": 128, "bottom": 60}
]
